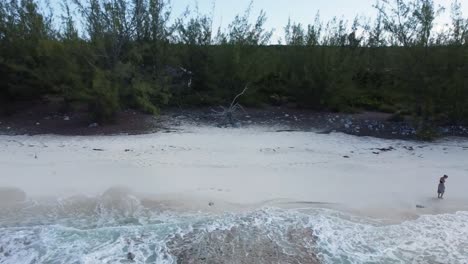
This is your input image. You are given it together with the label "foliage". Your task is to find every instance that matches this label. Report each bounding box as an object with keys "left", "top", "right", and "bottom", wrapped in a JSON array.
[{"left": 0, "top": 0, "right": 467, "bottom": 125}]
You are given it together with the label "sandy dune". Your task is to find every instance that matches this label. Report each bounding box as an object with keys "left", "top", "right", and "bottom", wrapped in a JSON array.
[{"left": 1, "top": 125, "right": 467, "bottom": 221}]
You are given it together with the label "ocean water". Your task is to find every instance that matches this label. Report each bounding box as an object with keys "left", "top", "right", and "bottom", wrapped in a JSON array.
[{"left": 0, "top": 190, "right": 467, "bottom": 264}]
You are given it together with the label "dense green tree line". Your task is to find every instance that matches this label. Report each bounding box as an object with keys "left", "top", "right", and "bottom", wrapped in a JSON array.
[{"left": 0, "top": 0, "right": 467, "bottom": 125}]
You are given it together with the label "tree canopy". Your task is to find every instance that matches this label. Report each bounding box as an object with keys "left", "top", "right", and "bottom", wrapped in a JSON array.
[{"left": 0, "top": 0, "right": 467, "bottom": 125}]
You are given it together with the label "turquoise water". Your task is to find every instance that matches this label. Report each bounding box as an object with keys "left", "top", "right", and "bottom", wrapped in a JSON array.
[{"left": 1, "top": 194, "right": 467, "bottom": 264}]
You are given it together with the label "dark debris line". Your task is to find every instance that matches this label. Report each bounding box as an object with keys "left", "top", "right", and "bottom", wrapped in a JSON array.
[{"left": 1, "top": 107, "right": 468, "bottom": 140}]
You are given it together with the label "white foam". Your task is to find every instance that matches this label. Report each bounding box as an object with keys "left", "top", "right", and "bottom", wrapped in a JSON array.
[{"left": 1, "top": 203, "right": 467, "bottom": 264}]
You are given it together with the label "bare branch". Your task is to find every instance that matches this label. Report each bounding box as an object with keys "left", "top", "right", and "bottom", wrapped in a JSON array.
[
  {"left": 229, "top": 86, "right": 248, "bottom": 109},
  {"left": 210, "top": 86, "right": 249, "bottom": 127}
]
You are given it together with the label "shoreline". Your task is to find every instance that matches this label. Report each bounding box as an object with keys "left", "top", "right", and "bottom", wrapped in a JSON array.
[{"left": 1, "top": 125, "right": 467, "bottom": 263}]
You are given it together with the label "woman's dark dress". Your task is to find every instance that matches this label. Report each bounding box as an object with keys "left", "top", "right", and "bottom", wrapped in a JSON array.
[{"left": 438, "top": 178, "right": 446, "bottom": 194}]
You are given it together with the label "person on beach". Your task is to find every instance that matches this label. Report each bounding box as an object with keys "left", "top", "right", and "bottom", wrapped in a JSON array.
[{"left": 438, "top": 175, "right": 448, "bottom": 199}]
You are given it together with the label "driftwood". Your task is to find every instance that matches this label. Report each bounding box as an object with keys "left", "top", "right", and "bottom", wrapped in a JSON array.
[{"left": 212, "top": 86, "right": 248, "bottom": 127}]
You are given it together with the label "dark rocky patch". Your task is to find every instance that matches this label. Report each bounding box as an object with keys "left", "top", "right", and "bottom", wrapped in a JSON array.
[
  {"left": 375, "top": 147, "right": 395, "bottom": 152},
  {"left": 167, "top": 225, "right": 319, "bottom": 264},
  {"left": 1, "top": 102, "right": 467, "bottom": 140}
]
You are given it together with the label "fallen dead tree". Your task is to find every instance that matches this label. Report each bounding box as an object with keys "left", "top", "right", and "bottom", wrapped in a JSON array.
[{"left": 211, "top": 86, "right": 248, "bottom": 127}]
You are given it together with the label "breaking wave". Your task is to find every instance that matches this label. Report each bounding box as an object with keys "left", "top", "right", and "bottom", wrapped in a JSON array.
[{"left": 0, "top": 188, "right": 467, "bottom": 264}]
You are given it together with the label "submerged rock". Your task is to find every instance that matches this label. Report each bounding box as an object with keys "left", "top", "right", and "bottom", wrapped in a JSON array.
[
  {"left": 127, "top": 252, "right": 135, "bottom": 261},
  {"left": 167, "top": 225, "right": 319, "bottom": 264}
]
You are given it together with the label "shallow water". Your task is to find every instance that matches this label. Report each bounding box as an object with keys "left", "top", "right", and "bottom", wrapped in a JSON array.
[{"left": 1, "top": 191, "right": 467, "bottom": 264}]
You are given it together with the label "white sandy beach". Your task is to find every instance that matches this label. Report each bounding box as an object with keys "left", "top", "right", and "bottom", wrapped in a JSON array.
[
  {"left": 1, "top": 126, "right": 468, "bottom": 263},
  {"left": 1, "top": 125, "right": 468, "bottom": 220}
]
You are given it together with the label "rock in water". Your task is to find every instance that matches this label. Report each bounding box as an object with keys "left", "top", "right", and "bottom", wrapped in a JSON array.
[
  {"left": 416, "top": 205, "right": 425, "bottom": 209},
  {"left": 127, "top": 252, "right": 135, "bottom": 261},
  {"left": 209, "top": 202, "right": 214, "bottom": 206}
]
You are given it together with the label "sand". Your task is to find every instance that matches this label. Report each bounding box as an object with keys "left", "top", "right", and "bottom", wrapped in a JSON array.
[{"left": 1, "top": 125, "right": 467, "bottom": 221}]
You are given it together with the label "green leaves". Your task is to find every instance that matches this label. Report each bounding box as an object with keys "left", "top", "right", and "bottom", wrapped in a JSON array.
[{"left": 0, "top": 0, "right": 467, "bottom": 125}]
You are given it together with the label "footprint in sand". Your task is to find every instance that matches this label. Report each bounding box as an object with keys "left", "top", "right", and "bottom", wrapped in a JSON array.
[{"left": 260, "top": 148, "right": 280, "bottom": 153}]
